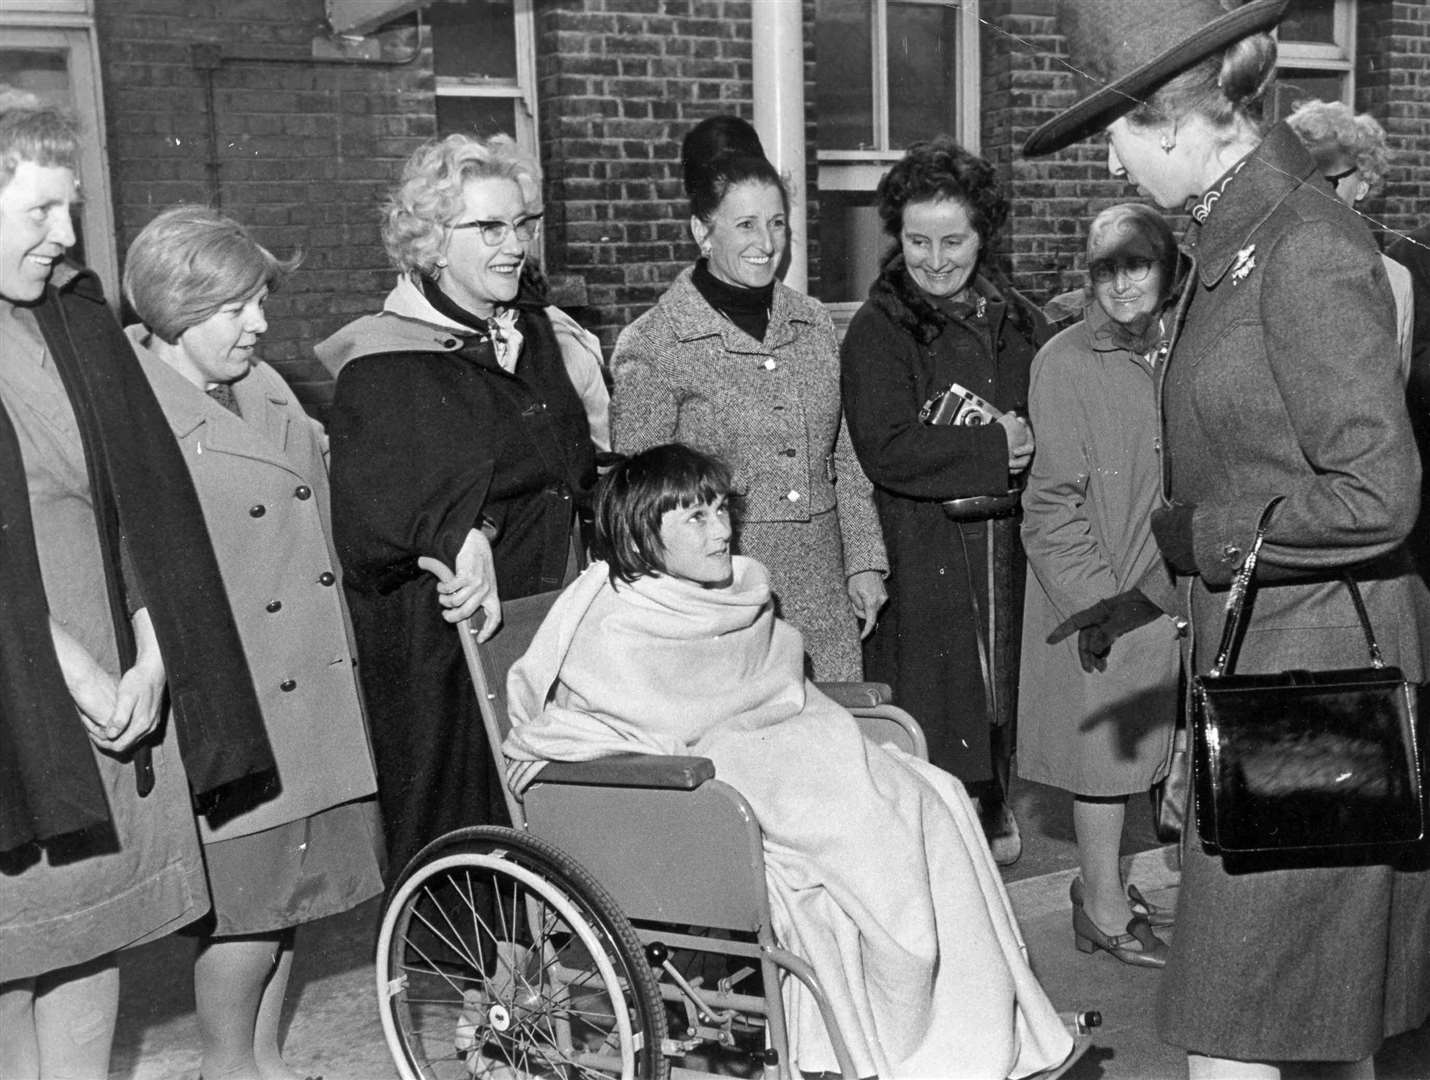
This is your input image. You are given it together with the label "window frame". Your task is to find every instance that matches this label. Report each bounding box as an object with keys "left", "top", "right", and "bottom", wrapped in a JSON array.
[
  {"left": 432, "top": 0, "right": 539, "bottom": 159},
  {"left": 1272, "top": 0, "right": 1356, "bottom": 112},
  {"left": 817, "top": 0, "right": 981, "bottom": 192},
  {"left": 815, "top": 0, "right": 979, "bottom": 317},
  {"left": 0, "top": 2, "right": 118, "bottom": 301}
]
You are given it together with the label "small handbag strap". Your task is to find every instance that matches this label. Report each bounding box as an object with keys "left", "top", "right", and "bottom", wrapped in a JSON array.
[{"left": 1208, "top": 498, "right": 1384, "bottom": 676}]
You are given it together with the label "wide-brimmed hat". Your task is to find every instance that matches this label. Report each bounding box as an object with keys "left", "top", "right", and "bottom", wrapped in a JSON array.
[{"left": 1022, "top": 0, "right": 1290, "bottom": 158}]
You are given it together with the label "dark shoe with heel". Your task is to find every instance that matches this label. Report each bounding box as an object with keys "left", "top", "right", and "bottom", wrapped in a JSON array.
[
  {"left": 1070, "top": 879, "right": 1168, "bottom": 968},
  {"left": 1127, "top": 882, "right": 1175, "bottom": 927},
  {"left": 1070, "top": 876, "right": 1176, "bottom": 928}
]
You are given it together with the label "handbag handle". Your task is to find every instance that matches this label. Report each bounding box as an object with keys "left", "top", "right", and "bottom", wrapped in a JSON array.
[{"left": 1208, "top": 498, "right": 1384, "bottom": 677}]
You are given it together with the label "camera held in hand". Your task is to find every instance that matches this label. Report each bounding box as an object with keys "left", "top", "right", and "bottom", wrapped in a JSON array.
[{"left": 920, "top": 382, "right": 1025, "bottom": 522}]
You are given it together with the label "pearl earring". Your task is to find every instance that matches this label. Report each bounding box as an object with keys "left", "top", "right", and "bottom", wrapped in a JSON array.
[{"left": 1159, "top": 133, "right": 1176, "bottom": 154}]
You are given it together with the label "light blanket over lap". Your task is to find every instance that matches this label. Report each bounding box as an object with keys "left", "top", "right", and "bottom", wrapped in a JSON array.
[{"left": 504, "top": 558, "right": 1071, "bottom": 1079}]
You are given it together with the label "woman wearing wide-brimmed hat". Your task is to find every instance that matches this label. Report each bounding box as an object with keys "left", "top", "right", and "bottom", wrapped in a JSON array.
[{"left": 1025, "top": 1, "right": 1430, "bottom": 1076}]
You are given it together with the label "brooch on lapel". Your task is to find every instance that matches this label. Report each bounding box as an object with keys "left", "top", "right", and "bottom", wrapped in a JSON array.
[{"left": 1230, "top": 244, "right": 1256, "bottom": 285}]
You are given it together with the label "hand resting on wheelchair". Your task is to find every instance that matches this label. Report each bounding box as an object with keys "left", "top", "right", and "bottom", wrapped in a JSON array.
[{"left": 502, "top": 444, "right": 1077, "bottom": 1080}]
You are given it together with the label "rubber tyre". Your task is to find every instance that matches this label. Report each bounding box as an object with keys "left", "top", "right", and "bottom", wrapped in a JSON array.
[{"left": 376, "top": 825, "right": 669, "bottom": 1079}]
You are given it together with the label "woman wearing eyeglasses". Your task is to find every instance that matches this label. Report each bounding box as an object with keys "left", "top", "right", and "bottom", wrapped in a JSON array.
[
  {"left": 317, "top": 133, "right": 596, "bottom": 877},
  {"left": 1018, "top": 204, "right": 1185, "bottom": 969}
]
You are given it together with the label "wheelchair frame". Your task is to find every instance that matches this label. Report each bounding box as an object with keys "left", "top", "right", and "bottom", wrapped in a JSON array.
[{"left": 376, "top": 588, "right": 929, "bottom": 1080}]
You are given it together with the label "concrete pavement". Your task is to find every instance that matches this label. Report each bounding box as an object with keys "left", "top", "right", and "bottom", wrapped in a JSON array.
[{"left": 107, "top": 781, "right": 1430, "bottom": 1080}]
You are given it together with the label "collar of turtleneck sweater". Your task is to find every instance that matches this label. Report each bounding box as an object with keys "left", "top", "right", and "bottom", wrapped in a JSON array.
[{"left": 691, "top": 258, "right": 774, "bottom": 343}]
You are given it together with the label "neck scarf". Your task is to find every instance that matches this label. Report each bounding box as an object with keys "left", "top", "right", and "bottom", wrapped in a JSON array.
[
  {"left": 207, "top": 381, "right": 241, "bottom": 415},
  {"left": 421, "top": 276, "right": 525, "bottom": 371}
]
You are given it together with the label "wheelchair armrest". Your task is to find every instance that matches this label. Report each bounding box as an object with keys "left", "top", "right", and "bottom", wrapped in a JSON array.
[
  {"left": 530, "top": 753, "right": 716, "bottom": 791},
  {"left": 816, "top": 681, "right": 894, "bottom": 708}
]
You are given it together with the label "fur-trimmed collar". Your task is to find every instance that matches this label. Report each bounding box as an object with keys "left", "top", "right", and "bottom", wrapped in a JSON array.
[{"left": 866, "top": 252, "right": 1042, "bottom": 347}]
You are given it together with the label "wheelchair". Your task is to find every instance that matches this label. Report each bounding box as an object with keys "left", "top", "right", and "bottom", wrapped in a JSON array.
[{"left": 375, "top": 589, "right": 1084, "bottom": 1079}]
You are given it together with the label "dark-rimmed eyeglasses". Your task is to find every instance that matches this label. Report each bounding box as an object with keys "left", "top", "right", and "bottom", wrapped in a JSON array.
[
  {"left": 450, "top": 213, "right": 543, "bottom": 245},
  {"left": 1090, "top": 257, "right": 1154, "bottom": 285},
  {"left": 1324, "top": 165, "right": 1358, "bottom": 186}
]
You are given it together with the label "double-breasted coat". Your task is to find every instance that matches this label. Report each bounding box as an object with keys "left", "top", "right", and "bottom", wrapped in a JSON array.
[
  {"left": 132, "top": 335, "right": 378, "bottom": 843},
  {"left": 610, "top": 268, "right": 887, "bottom": 680},
  {"left": 1017, "top": 299, "right": 1179, "bottom": 797},
  {"left": 841, "top": 258, "right": 1050, "bottom": 782},
  {"left": 1151, "top": 122, "right": 1430, "bottom": 1061}
]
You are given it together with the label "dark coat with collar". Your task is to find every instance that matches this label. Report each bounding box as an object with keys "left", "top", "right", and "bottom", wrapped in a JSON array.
[
  {"left": 1, "top": 266, "right": 273, "bottom": 854},
  {"left": 1154, "top": 122, "right": 1430, "bottom": 1060},
  {"left": 317, "top": 278, "right": 594, "bottom": 878},
  {"left": 133, "top": 340, "right": 377, "bottom": 842},
  {"left": 841, "top": 256, "right": 1051, "bottom": 781}
]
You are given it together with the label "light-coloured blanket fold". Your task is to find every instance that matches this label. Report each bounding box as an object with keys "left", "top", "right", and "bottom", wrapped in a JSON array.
[{"left": 504, "top": 558, "right": 1072, "bottom": 1079}]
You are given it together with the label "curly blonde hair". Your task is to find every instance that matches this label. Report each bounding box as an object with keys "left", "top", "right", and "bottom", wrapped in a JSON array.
[
  {"left": 381, "top": 133, "right": 540, "bottom": 276},
  {"left": 1285, "top": 99, "right": 1392, "bottom": 193}
]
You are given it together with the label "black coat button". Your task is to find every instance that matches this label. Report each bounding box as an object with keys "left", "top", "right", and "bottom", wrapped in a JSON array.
[
  {"left": 266, "top": 600, "right": 282, "bottom": 613},
  {"left": 249, "top": 504, "right": 266, "bottom": 518},
  {"left": 318, "top": 571, "right": 336, "bottom": 586},
  {"left": 783, "top": 448, "right": 797, "bottom": 458},
  {"left": 294, "top": 485, "right": 312, "bottom": 500},
  {"left": 280, "top": 679, "right": 297, "bottom": 692}
]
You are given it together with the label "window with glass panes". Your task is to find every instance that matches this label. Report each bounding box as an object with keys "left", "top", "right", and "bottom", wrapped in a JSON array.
[
  {"left": 430, "top": 0, "right": 538, "bottom": 153},
  {"left": 0, "top": 4, "right": 118, "bottom": 298},
  {"left": 813, "top": 0, "right": 979, "bottom": 309},
  {"left": 1272, "top": 0, "right": 1355, "bottom": 117}
]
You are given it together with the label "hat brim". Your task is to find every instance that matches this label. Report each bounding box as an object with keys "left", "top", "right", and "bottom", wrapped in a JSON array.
[{"left": 1022, "top": 0, "right": 1290, "bottom": 158}]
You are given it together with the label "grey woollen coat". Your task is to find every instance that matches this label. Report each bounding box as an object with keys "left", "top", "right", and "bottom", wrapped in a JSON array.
[
  {"left": 1152, "top": 121, "right": 1430, "bottom": 1061},
  {"left": 841, "top": 258, "right": 1050, "bottom": 783},
  {"left": 132, "top": 342, "right": 377, "bottom": 842}
]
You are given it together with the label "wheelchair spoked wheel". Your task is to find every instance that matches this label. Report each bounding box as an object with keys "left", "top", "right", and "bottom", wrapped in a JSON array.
[{"left": 377, "top": 826, "right": 669, "bottom": 1080}]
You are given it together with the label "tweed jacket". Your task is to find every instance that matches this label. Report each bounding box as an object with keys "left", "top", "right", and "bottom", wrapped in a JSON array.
[
  {"left": 1165, "top": 122, "right": 1423, "bottom": 675},
  {"left": 610, "top": 268, "right": 886, "bottom": 578},
  {"left": 133, "top": 334, "right": 377, "bottom": 842}
]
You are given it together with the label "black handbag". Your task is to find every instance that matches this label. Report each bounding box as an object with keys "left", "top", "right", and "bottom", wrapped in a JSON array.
[{"left": 1191, "top": 505, "right": 1427, "bottom": 857}]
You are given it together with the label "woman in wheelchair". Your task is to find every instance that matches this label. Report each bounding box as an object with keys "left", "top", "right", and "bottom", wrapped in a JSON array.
[{"left": 503, "top": 443, "right": 1077, "bottom": 1080}]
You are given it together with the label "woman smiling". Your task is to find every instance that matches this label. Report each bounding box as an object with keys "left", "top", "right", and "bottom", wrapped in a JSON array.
[
  {"left": 840, "top": 135, "right": 1051, "bottom": 863},
  {"left": 611, "top": 116, "right": 887, "bottom": 681},
  {"left": 125, "top": 204, "right": 382, "bottom": 1080},
  {"left": 317, "top": 134, "right": 596, "bottom": 878}
]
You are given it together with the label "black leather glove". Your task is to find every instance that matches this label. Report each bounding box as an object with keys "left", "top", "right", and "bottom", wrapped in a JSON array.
[
  {"left": 1151, "top": 502, "right": 1197, "bottom": 576},
  {"left": 1050, "top": 589, "right": 1163, "bottom": 673}
]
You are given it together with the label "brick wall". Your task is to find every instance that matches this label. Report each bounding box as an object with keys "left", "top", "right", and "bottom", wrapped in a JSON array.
[
  {"left": 96, "top": 0, "right": 432, "bottom": 413},
  {"left": 997, "top": 0, "right": 1430, "bottom": 304},
  {"left": 92, "top": 0, "right": 1430, "bottom": 412},
  {"left": 535, "top": 1, "right": 755, "bottom": 353},
  {"left": 1356, "top": 0, "right": 1430, "bottom": 249}
]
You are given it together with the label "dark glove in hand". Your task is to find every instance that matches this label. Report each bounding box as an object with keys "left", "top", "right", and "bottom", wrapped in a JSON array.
[
  {"left": 1052, "top": 589, "right": 1163, "bottom": 673},
  {"left": 1151, "top": 502, "right": 1197, "bottom": 576}
]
